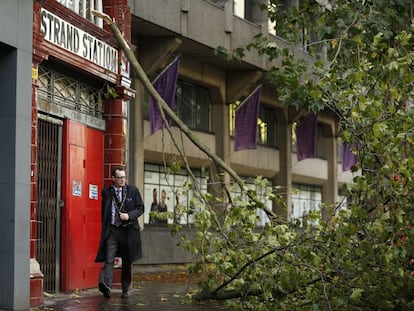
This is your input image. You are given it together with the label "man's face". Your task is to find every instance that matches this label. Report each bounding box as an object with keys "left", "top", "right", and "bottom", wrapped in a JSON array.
[{"left": 112, "top": 169, "right": 126, "bottom": 188}]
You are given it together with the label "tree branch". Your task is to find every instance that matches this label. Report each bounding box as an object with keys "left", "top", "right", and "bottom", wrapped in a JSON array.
[{"left": 92, "top": 10, "right": 280, "bottom": 222}]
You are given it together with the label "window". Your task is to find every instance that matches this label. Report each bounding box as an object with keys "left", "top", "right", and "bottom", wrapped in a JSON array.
[
  {"left": 268, "top": 19, "right": 276, "bottom": 36},
  {"left": 271, "top": 0, "right": 318, "bottom": 51},
  {"left": 229, "top": 103, "right": 277, "bottom": 147},
  {"left": 292, "top": 184, "right": 322, "bottom": 225},
  {"left": 233, "top": 0, "right": 245, "bottom": 18},
  {"left": 258, "top": 105, "right": 277, "bottom": 147},
  {"left": 143, "top": 164, "right": 208, "bottom": 225},
  {"left": 38, "top": 66, "right": 104, "bottom": 118},
  {"left": 292, "top": 122, "right": 326, "bottom": 158},
  {"left": 57, "top": 0, "right": 103, "bottom": 28},
  {"left": 144, "top": 80, "right": 212, "bottom": 132},
  {"left": 230, "top": 177, "right": 272, "bottom": 227},
  {"left": 292, "top": 121, "right": 297, "bottom": 152},
  {"left": 337, "top": 192, "right": 348, "bottom": 212},
  {"left": 316, "top": 124, "right": 326, "bottom": 158},
  {"left": 336, "top": 137, "right": 343, "bottom": 163},
  {"left": 174, "top": 80, "right": 212, "bottom": 131}
]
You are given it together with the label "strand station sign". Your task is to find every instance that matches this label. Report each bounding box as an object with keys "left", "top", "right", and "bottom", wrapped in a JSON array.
[{"left": 40, "top": 8, "right": 118, "bottom": 73}]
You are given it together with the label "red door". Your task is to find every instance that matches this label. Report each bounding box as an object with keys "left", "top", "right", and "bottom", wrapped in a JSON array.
[
  {"left": 61, "top": 120, "right": 103, "bottom": 291},
  {"left": 84, "top": 126, "right": 105, "bottom": 286}
]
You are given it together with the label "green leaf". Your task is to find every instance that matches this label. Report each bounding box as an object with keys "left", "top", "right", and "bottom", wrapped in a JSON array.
[{"left": 350, "top": 288, "right": 364, "bottom": 301}]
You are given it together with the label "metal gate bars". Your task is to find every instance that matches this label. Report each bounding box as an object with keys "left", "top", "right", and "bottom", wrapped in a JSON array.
[{"left": 36, "top": 118, "right": 62, "bottom": 292}]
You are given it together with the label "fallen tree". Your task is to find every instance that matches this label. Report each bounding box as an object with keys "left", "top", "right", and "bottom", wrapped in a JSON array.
[
  {"left": 93, "top": 3, "right": 414, "bottom": 309},
  {"left": 92, "top": 10, "right": 278, "bottom": 223}
]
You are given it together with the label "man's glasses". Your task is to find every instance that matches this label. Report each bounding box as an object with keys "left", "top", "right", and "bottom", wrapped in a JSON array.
[{"left": 114, "top": 176, "right": 126, "bottom": 179}]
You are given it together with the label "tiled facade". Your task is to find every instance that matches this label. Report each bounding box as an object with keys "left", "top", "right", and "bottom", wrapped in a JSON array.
[{"left": 30, "top": 0, "right": 134, "bottom": 306}]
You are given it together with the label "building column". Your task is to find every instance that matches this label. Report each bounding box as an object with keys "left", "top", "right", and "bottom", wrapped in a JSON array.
[
  {"left": 103, "top": 99, "right": 128, "bottom": 183},
  {"left": 130, "top": 76, "right": 145, "bottom": 202},
  {"left": 29, "top": 59, "right": 44, "bottom": 307},
  {"left": 273, "top": 109, "right": 292, "bottom": 220},
  {"left": 103, "top": 0, "right": 133, "bottom": 185},
  {"left": 0, "top": 1, "right": 32, "bottom": 309},
  {"left": 211, "top": 86, "right": 230, "bottom": 222},
  {"left": 322, "top": 126, "right": 338, "bottom": 221}
]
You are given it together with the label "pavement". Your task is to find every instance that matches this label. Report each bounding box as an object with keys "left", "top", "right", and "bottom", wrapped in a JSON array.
[{"left": 31, "top": 265, "right": 230, "bottom": 311}]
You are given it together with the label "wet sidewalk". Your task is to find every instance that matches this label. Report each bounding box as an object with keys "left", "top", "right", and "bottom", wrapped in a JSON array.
[{"left": 32, "top": 266, "right": 230, "bottom": 311}]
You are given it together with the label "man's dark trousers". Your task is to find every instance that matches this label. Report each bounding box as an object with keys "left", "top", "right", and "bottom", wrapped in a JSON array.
[{"left": 99, "top": 225, "right": 132, "bottom": 292}]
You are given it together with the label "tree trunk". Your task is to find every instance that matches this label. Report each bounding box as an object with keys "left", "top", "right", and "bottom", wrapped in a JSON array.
[{"left": 93, "top": 10, "right": 278, "bottom": 221}]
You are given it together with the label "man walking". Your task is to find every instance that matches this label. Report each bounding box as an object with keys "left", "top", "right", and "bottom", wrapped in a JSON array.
[{"left": 95, "top": 166, "right": 144, "bottom": 298}]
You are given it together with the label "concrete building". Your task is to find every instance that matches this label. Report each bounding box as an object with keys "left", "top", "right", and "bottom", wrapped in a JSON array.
[{"left": 128, "top": 0, "right": 354, "bottom": 265}]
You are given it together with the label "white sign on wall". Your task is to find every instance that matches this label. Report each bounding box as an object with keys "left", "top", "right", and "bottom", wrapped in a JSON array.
[
  {"left": 89, "top": 184, "right": 99, "bottom": 200},
  {"left": 40, "top": 8, "right": 118, "bottom": 73}
]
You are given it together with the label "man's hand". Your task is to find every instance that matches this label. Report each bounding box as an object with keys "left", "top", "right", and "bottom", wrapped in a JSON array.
[{"left": 119, "top": 212, "right": 129, "bottom": 221}]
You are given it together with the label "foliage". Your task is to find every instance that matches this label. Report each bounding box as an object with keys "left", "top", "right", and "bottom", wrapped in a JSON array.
[
  {"left": 176, "top": 175, "right": 414, "bottom": 310},
  {"left": 102, "top": 0, "right": 414, "bottom": 308},
  {"left": 175, "top": 1, "right": 414, "bottom": 310},
  {"left": 103, "top": 84, "right": 119, "bottom": 99}
]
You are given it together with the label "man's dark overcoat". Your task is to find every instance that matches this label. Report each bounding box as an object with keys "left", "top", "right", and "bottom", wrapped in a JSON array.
[{"left": 95, "top": 184, "right": 144, "bottom": 262}]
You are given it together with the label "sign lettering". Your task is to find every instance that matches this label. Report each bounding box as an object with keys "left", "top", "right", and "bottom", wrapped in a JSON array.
[{"left": 40, "top": 8, "right": 118, "bottom": 73}]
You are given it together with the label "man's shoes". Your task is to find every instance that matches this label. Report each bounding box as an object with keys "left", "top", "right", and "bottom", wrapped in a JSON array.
[
  {"left": 121, "top": 291, "right": 130, "bottom": 298},
  {"left": 98, "top": 282, "right": 111, "bottom": 298}
]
